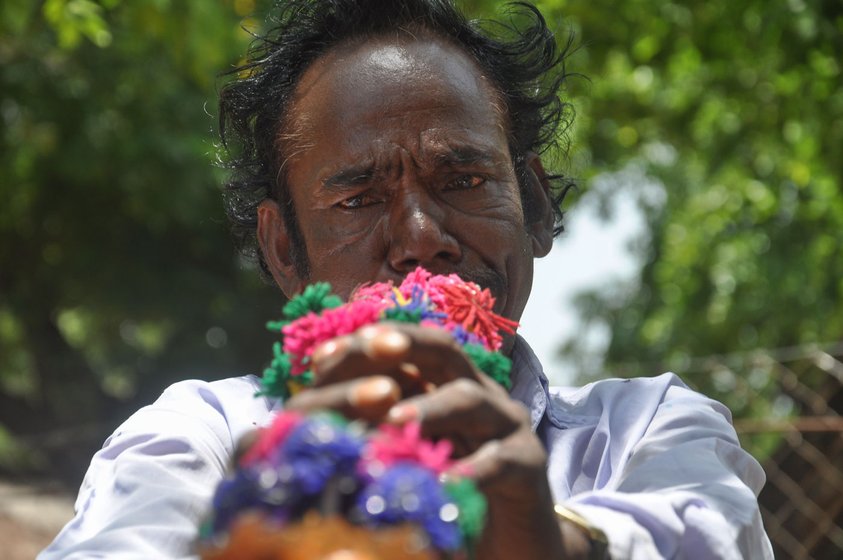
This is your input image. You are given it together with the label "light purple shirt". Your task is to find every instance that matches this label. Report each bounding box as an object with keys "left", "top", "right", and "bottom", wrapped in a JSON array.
[{"left": 41, "top": 337, "right": 773, "bottom": 559}]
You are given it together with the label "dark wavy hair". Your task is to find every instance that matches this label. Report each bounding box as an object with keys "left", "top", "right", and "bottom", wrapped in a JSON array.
[{"left": 219, "top": 0, "right": 576, "bottom": 280}]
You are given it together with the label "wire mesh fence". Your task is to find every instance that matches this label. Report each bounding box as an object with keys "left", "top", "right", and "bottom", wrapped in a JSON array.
[{"left": 676, "top": 343, "right": 843, "bottom": 560}]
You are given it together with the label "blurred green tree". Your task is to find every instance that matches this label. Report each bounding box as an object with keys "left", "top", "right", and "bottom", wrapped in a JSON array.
[
  {"left": 540, "top": 0, "right": 843, "bottom": 422},
  {"left": 0, "top": 0, "right": 281, "bottom": 481}
]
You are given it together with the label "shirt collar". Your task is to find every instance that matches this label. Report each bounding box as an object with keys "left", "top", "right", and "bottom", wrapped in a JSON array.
[{"left": 509, "top": 335, "right": 554, "bottom": 431}]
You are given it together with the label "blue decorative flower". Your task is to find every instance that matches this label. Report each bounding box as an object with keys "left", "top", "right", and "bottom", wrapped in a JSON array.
[
  {"left": 210, "top": 470, "right": 262, "bottom": 533},
  {"left": 204, "top": 407, "right": 488, "bottom": 556},
  {"left": 281, "top": 415, "right": 364, "bottom": 495},
  {"left": 449, "top": 324, "right": 482, "bottom": 347},
  {"left": 356, "top": 462, "right": 463, "bottom": 551},
  {"left": 385, "top": 285, "right": 447, "bottom": 325}
]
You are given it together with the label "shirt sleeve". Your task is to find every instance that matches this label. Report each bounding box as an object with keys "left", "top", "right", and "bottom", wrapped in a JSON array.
[
  {"left": 38, "top": 378, "right": 268, "bottom": 560},
  {"left": 548, "top": 376, "right": 774, "bottom": 560}
]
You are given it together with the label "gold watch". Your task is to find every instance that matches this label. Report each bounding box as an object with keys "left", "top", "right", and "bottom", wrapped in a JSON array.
[{"left": 554, "top": 504, "right": 610, "bottom": 560}]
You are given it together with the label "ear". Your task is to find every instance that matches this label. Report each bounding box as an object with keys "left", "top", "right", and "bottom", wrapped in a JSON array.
[
  {"left": 523, "top": 152, "right": 555, "bottom": 258},
  {"left": 257, "top": 199, "right": 306, "bottom": 297}
]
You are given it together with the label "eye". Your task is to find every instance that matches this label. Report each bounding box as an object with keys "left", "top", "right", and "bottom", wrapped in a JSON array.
[
  {"left": 337, "top": 192, "right": 379, "bottom": 210},
  {"left": 446, "top": 175, "right": 486, "bottom": 190}
]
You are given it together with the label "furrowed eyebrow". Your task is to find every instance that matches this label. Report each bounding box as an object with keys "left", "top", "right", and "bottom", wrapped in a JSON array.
[
  {"left": 322, "top": 164, "right": 375, "bottom": 189},
  {"left": 431, "top": 146, "right": 498, "bottom": 168},
  {"left": 321, "top": 146, "right": 500, "bottom": 189}
]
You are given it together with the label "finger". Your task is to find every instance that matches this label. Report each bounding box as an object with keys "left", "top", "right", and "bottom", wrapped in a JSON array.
[
  {"left": 445, "top": 430, "right": 548, "bottom": 496},
  {"left": 311, "top": 327, "right": 418, "bottom": 389},
  {"left": 311, "top": 323, "right": 484, "bottom": 390},
  {"left": 311, "top": 326, "right": 409, "bottom": 376},
  {"left": 285, "top": 375, "right": 401, "bottom": 422},
  {"left": 386, "top": 378, "right": 524, "bottom": 451},
  {"left": 232, "top": 429, "right": 259, "bottom": 466},
  {"left": 391, "top": 325, "right": 485, "bottom": 386}
]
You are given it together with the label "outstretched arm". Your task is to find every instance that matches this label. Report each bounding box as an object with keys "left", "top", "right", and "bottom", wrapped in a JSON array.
[{"left": 546, "top": 375, "right": 773, "bottom": 559}]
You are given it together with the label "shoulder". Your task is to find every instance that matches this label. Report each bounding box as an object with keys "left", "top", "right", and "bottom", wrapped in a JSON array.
[
  {"left": 545, "top": 372, "right": 732, "bottom": 433},
  {"left": 108, "top": 375, "right": 276, "bottom": 456},
  {"left": 78, "top": 375, "right": 277, "bottom": 494},
  {"left": 550, "top": 371, "right": 692, "bottom": 403},
  {"left": 149, "top": 374, "right": 268, "bottom": 407},
  {"left": 143, "top": 374, "right": 275, "bottom": 426}
]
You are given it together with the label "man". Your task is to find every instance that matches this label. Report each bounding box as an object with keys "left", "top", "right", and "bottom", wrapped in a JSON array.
[{"left": 41, "top": 0, "right": 773, "bottom": 558}]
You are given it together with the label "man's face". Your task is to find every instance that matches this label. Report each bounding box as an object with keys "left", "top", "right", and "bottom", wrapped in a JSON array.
[{"left": 259, "top": 35, "right": 552, "bottom": 345}]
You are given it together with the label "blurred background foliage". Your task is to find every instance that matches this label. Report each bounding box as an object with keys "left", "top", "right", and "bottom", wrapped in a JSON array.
[
  {"left": 0, "top": 0, "right": 280, "bottom": 481},
  {"left": 1, "top": 0, "right": 841, "bottom": 483},
  {"left": 539, "top": 0, "right": 843, "bottom": 435}
]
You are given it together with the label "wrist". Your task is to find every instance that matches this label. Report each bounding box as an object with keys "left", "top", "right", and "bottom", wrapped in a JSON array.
[
  {"left": 477, "top": 491, "right": 562, "bottom": 560},
  {"left": 554, "top": 504, "right": 610, "bottom": 560}
]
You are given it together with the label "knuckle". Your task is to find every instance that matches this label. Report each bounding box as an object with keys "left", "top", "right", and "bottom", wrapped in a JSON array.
[
  {"left": 450, "top": 377, "right": 484, "bottom": 401},
  {"left": 286, "top": 386, "right": 336, "bottom": 412},
  {"left": 424, "top": 326, "right": 465, "bottom": 355},
  {"left": 284, "top": 393, "right": 309, "bottom": 411},
  {"left": 447, "top": 336, "right": 467, "bottom": 355},
  {"left": 357, "top": 324, "right": 389, "bottom": 339},
  {"left": 496, "top": 438, "right": 546, "bottom": 480},
  {"left": 494, "top": 444, "right": 518, "bottom": 475},
  {"left": 508, "top": 401, "right": 532, "bottom": 425},
  {"left": 428, "top": 325, "right": 455, "bottom": 345}
]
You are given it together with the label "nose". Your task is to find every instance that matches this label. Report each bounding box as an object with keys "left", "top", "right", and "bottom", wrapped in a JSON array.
[{"left": 386, "top": 193, "right": 461, "bottom": 273}]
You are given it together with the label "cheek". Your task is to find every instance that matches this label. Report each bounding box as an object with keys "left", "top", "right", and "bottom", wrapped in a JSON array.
[
  {"left": 305, "top": 220, "right": 387, "bottom": 295},
  {"left": 444, "top": 178, "right": 525, "bottom": 224},
  {"left": 306, "top": 205, "right": 385, "bottom": 251},
  {"left": 459, "top": 196, "right": 526, "bottom": 239}
]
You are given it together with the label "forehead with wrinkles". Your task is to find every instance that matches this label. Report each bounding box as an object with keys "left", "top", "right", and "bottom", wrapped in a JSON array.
[{"left": 284, "top": 34, "right": 508, "bottom": 159}]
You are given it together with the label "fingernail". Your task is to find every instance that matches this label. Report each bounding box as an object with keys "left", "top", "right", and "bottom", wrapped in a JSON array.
[
  {"left": 446, "top": 462, "right": 475, "bottom": 478},
  {"left": 399, "top": 362, "right": 421, "bottom": 379},
  {"left": 312, "top": 337, "right": 346, "bottom": 363},
  {"left": 351, "top": 377, "right": 398, "bottom": 408},
  {"left": 357, "top": 324, "right": 387, "bottom": 340},
  {"left": 369, "top": 330, "right": 410, "bottom": 357},
  {"left": 438, "top": 471, "right": 457, "bottom": 484},
  {"left": 387, "top": 402, "right": 418, "bottom": 424}
]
